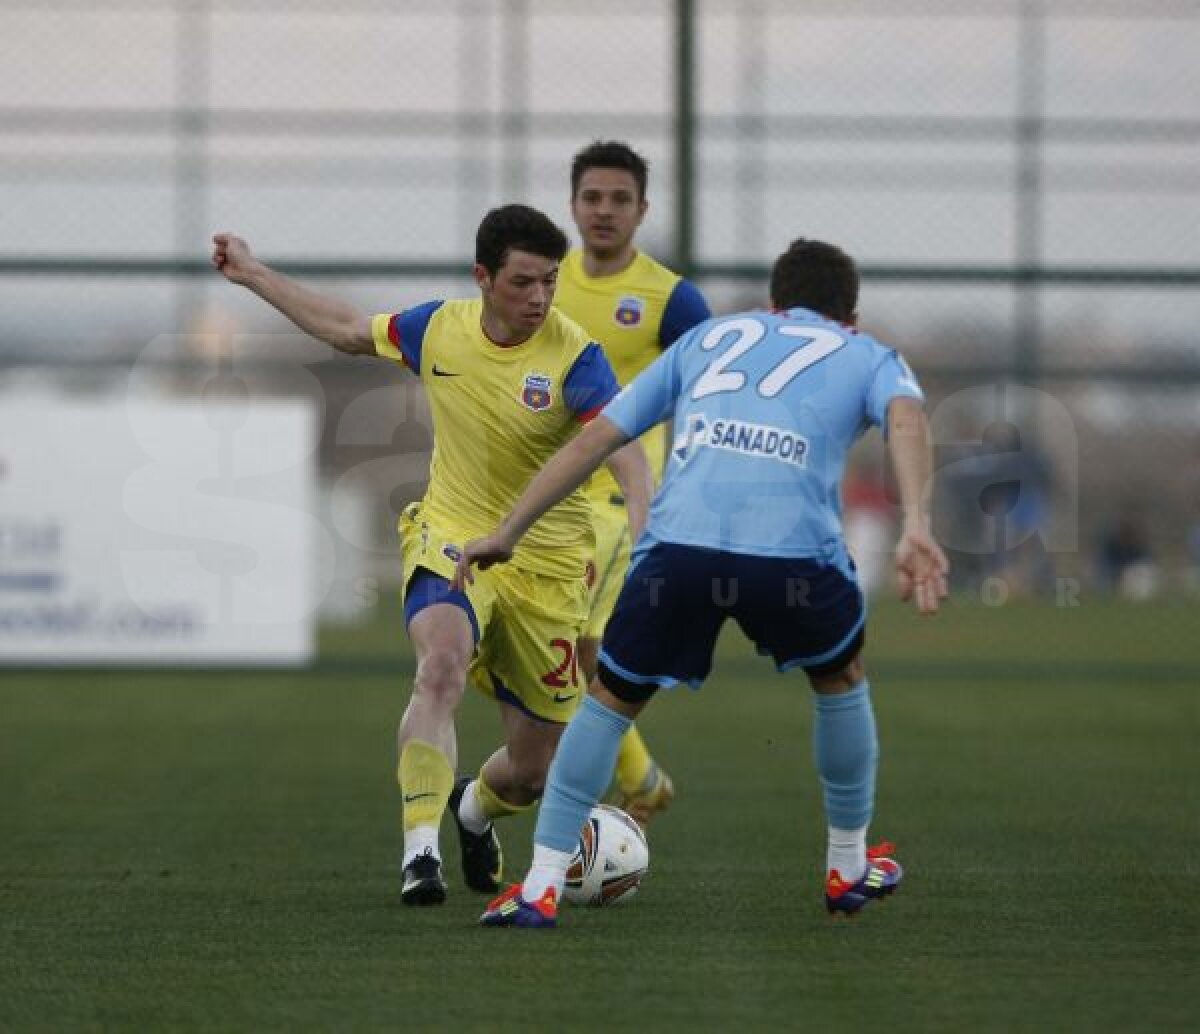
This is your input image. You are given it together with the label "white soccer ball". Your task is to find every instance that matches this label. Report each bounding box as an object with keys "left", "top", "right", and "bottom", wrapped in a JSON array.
[{"left": 562, "top": 804, "right": 649, "bottom": 907}]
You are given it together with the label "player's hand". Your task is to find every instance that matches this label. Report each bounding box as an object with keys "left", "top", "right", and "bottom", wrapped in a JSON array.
[
  {"left": 894, "top": 525, "right": 949, "bottom": 615},
  {"left": 211, "top": 233, "right": 258, "bottom": 286},
  {"left": 451, "top": 532, "right": 517, "bottom": 590}
]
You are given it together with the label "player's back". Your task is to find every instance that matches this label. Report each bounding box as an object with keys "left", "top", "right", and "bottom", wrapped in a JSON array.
[{"left": 630, "top": 306, "right": 921, "bottom": 559}]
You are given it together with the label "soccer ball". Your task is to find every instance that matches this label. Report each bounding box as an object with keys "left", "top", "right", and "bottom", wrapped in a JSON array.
[{"left": 563, "top": 804, "right": 649, "bottom": 907}]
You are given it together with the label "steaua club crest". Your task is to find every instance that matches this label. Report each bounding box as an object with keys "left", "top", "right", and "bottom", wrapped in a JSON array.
[
  {"left": 614, "top": 295, "right": 645, "bottom": 327},
  {"left": 521, "top": 373, "right": 553, "bottom": 412}
]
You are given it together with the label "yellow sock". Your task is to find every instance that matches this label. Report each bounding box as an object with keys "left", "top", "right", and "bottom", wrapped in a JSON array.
[
  {"left": 398, "top": 740, "right": 454, "bottom": 832},
  {"left": 615, "top": 724, "right": 654, "bottom": 796},
  {"left": 477, "top": 771, "right": 537, "bottom": 820}
]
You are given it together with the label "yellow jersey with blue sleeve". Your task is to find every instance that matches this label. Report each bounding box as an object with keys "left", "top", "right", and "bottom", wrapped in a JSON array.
[
  {"left": 554, "top": 248, "right": 711, "bottom": 502},
  {"left": 370, "top": 298, "right": 619, "bottom": 582}
]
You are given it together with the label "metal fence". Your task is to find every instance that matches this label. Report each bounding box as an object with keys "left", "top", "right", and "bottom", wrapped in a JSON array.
[{"left": 1, "top": 0, "right": 1197, "bottom": 599}]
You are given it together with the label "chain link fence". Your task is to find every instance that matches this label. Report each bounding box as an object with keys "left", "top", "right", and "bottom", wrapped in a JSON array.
[{"left": 1, "top": 0, "right": 1197, "bottom": 609}]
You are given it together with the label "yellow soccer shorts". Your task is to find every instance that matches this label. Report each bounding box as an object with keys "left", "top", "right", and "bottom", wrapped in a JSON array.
[
  {"left": 398, "top": 503, "right": 589, "bottom": 723},
  {"left": 583, "top": 499, "right": 632, "bottom": 641}
]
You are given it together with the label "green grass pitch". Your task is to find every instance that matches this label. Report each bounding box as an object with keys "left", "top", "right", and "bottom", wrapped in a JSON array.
[{"left": 2, "top": 597, "right": 1196, "bottom": 1031}]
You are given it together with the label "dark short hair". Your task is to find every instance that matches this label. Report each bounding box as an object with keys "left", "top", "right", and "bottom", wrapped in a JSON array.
[
  {"left": 475, "top": 204, "right": 569, "bottom": 275},
  {"left": 769, "top": 238, "right": 860, "bottom": 322},
  {"left": 570, "top": 140, "right": 649, "bottom": 201}
]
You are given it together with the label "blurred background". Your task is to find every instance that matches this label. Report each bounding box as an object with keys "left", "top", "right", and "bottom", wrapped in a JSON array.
[{"left": 1, "top": 0, "right": 1197, "bottom": 662}]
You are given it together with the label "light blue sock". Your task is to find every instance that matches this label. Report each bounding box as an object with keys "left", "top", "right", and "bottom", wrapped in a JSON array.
[
  {"left": 535, "top": 695, "right": 632, "bottom": 853},
  {"left": 812, "top": 680, "right": 879, "bottom": 830}
]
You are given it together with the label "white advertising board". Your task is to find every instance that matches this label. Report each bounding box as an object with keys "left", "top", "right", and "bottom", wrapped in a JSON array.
[{"left": 0, "top": 396, "right": 318, "bottom": 665}]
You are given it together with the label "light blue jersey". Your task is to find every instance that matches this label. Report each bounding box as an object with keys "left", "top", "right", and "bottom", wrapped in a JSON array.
[{"left": 601, "top": 306, "right": 923, "bottom": 559}]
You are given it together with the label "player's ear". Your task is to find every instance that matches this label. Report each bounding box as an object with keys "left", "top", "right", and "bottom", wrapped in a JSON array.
[
  {"left": 637, "top": 197, "right": 649, "bottom": 221},
  {"left": 847, "top": 311, "right": 859, "bottom": 329},
  {"left": 473, "top": 263, "right": 491, "bottom": 292}
]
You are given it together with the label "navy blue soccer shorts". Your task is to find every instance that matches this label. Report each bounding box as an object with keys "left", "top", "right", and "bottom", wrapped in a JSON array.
[{"left": 597, "top": 541, "right": 865, "bottom": 702}]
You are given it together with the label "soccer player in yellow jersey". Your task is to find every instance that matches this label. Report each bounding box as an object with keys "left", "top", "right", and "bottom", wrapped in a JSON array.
[
  {"left": 212, "top": 205, "right": 652, "bottom": 906},
  {"left": 555, "top": 141, "right": 712, "bottom": 824}
]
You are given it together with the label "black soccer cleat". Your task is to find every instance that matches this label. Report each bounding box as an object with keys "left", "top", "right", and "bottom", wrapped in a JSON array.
[
  {"left": 448, "top": 776, "right": 504, "bottom": 893},
  {"left": 401, "top": 848, "right": 447, "bottom": 906}
]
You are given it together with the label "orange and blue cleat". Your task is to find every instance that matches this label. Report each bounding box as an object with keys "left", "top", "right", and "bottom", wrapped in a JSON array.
[
  {"left": 480, "top": 884, "right": 558, "bottom": 928},
  {"left": 825, "top": 841, "right": 903, "bottom": 916}
]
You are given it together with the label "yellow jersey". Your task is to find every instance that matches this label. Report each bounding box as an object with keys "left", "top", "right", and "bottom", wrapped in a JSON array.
[
  {"left": 371, "top": 299, "right": 619, "bottom": 580},
  {"left": 554, "top": 248, "right": 711, "bottom": 502}
]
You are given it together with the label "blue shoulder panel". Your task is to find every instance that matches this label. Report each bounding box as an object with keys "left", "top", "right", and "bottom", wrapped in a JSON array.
[
  {"left": 659, "top": 278, "right": 712, "bottom": 349},
  {"left": 391, "top": 300, "right": 444, "bottom": 373},
  {"left": 563, "top": 342, "right": 620, "bottom": 419}
]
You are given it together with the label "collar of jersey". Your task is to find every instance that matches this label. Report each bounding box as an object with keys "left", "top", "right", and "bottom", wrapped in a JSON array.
[
  {"left": 477, "top": 320, "right": 543, "bottom": 357},
  {"left": 568, "top": 247, "right": 644, "bottom": 285}
]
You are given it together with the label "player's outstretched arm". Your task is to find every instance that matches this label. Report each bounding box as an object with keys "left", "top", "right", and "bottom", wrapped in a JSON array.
[
  {"left": 453, "top": 416, "right": 630, "bottom": 588},
  {"left": 603, "top": 439, "right": 653, "bottom": 543},
  {"left": 211, "top": 233, "right": 375, "bottom": 356},
  {"left": 887, "top": 397, "right": 949, "bottom": 615}
]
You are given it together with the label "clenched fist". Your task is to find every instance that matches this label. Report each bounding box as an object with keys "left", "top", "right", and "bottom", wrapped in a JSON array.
[{"left": 211, "top": 233, "right": 260, "bottom": 286}]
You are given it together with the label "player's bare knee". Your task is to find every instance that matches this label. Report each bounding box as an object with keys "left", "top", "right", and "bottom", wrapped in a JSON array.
[
  {"left": 414, "top": 650, "right": 469, "bottom": 702},
  {"left": 809, "top": 655, "right": 866, "bottom": 694}
]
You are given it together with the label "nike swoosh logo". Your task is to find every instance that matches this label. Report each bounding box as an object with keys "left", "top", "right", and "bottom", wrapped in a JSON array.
[
  {"left": 432, "top": 365, "right": 460, "bottom": 377},
  {"left": 552, "top": 692, "right": 577, "bottom": 703},
  {"left": 403, "top": 792, "right": 437, "bottom": 803}
]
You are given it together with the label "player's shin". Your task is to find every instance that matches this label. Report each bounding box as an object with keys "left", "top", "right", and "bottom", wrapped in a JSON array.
[
  {"left": 812, "top": 680, "right": 879, "bottom": 882},
  {"left": 524, "top": 695, "right": 632, "bottom": 901},
  {"left": 399, "top": 739, "right": 455, "bottom": 864}
]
